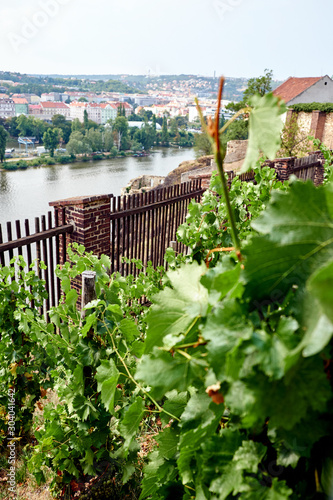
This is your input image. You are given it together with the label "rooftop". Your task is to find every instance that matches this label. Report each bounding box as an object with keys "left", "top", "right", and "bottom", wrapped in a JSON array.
[{"left": 273, "top": 76, "right": 323, "bottom": 103}]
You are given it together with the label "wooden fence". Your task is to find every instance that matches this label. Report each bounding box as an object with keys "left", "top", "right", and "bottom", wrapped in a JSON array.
[
  {"left": 110, "top": 179, "right": 204, "bottom": 276},
  {"left": 0, "top": 210, "right": 73, "bottom": 315}
]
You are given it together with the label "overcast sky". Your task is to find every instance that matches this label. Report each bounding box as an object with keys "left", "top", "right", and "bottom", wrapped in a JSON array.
[{"left": 0, "top": 0, "right": 331, "bottom": 81}]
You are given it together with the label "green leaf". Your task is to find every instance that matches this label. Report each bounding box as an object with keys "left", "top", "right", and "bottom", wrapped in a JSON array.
[
  {"left": 95, "top": 359, "right": 119, "bottom": 413},
  {"left": 202, "top": 299, "right": 253, "bottom": 379},
  {"left": 144, "top": 262, "right": 208, "bottom": 353},
  {"left": 66, "top": 289, "right": 78, "bottom": 308},
  {"left": 119, "top": 397, "right": 145, "bottom": 449},
  {"left": 307, "top": 258, "right": 333, "bottom": 323},
  {"left": 119, "top": 318, "right": 139, "bottom": 343},
  {"left": 244, "top": 181, "right": 333, "bottom": 302},
  {"left": 242, "top": 93, "right": 286, "bottom": 172},
  {"left": 136, "top": 348, "right": 206, "bottom": 399},
  {"left": 156, "top": 426, "right": 179, "bottom": 459}
]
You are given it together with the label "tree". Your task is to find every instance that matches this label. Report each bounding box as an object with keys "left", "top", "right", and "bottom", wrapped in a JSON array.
[
  {"left": 78, "top": 97, "right": 88, "bottom": 102},
  {"left": 113, "top": 116, "right": 129, "bottom": 150},
  {"left": 243, "top": 68, "right": 273, "bottom": 103},
  {"left": 104, "top": 129, "right": 114, "bottom": 152},
  {"left": 193, "top": 132, "right": 213, "bottom": 158},
  {"left": 161, "top": 116, "right": 169, "bottom": 146},
  {"left": 71, "top": 118, "right": 82, "bottom": 132},
  {"left": 66, "top": 131, "right": 92, "bottom": 155},
  {"left": 52, "top": 114, "right": 72, "bottom": 143},
  {"left": 43, "top": 128, "right": 60, "bottom": 157},
  {"left": 85, "top": 129, "right": 103, "bottom": 152},
  {"left": 226, "top": 69, "right": 273, "bottom": 113},
  {"left": 0, "top": 125, "right": 8, "bottom": 163},
  {"left": 83, "top": 109, "right": 89, "bottom": 129}
]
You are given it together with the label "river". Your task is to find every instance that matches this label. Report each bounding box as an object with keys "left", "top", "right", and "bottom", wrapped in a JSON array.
[{"left": 0, "top": 147, "right": 194, "bottom": 229}]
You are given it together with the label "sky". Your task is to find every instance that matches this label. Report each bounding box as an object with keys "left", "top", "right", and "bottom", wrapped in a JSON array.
[{"left": 0, "top": 0, "right": 332, "bottom": 81}]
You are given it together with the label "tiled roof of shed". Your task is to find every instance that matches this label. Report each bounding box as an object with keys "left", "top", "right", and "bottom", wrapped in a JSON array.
[{"left": 273, "top": 77, "right": 322, "bottom": 103}]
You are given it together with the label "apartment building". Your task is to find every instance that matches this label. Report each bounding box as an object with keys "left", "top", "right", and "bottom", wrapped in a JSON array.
[
  {"left": 40, "top": 101, "right": 70, "bottom": 120},
  {"left": 0, "top": 98, "right": 15, "bottom": 118}
]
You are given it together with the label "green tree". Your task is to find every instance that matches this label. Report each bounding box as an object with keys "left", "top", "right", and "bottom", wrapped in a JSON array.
[
  {"left": 161, "top": 116, "right": 169, "bottom": 146},
  {"left": 78, "top": 97, "right": 88, "bottom": 102},
  {"left": 113, "top": 116, "right": 129, "bottom": 150},
  {"left": 42, "top": 128, "right": 60, "bottom": 157},
  {"left": 193, "top": 132, "right": 213, "bottom": 157},
  {"left": 71, "top": 118, "right": 82, "bottom": 132},
  {"left": 83, "top": 109, "right": 89, "bottom": 129},
  {"left": 86, "top": 129, "right": 103, "bottom": 152},
  {"left": 103, "top": 129, "right": 114, "bottom": 152},
  {"left": 0, "top": 125, "right": 8, "bottom": 163},
  {"left": 66, "top": 131, "right": 92, "bottom": 155},
  {"left": 226, "top": 69, "right": 273, "bottom": 113},
  {"left": 52, "top": 114, "right": 72, "bottom": 143}
]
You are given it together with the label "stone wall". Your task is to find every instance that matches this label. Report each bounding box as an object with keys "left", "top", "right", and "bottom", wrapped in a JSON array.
[
  {"left": 121, "top": 175, "right": 165, "bottom": 195},
  {"left": 289, "top": 110, "right": 333, "bottom": 148}
]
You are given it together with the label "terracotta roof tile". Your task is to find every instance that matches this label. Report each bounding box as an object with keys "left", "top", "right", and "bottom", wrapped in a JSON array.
[
  {"left": 273, "top": 77, "right": 322, "bottom": 104},
  {"left": 40, "top": 101, "right": 69, "bottom": 109}
]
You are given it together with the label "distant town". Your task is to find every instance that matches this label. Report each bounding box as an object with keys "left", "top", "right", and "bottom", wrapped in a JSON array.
[{"left": 0, "top": 72, "right": 256, "bottom": 124}]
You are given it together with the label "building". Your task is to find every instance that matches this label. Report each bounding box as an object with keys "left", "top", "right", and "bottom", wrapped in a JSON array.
[
  {"left": 40, "top": 101, "right": 70, "bottom": 120},
  {"left": 0, "top": 98, "right": 15, "bottom": 118},
  {"left": 100, "top": 103, "right": 117, "bottom": 124},
  {"left": 69, "top": 102, "right": 102, "bottom": 124},
  {"left": 273, "top": 76, "right": 333, "bottom": 106},
  {"left": 113, "top": 101, "right": 133, "bottom": 117},
  {"left": 134, "top": 96, "right": 157, "bottom": 106},
  {"left": 28, "top": 104, "right": 43, "bottom": 116},
  {"left": 12, "top": 97, "right": 29, "bottom": 116},
  {"left": 40, "top": 92, "right": 67, "bottom": 102}
]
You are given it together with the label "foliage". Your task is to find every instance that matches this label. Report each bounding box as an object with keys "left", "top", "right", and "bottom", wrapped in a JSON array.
[
  {"left": 18, "top": 245, "right": 167, "bottom": 495},
  {"left": 290, "top": 102, "right": 333, "bottom": 113},
  {"left": 161, "top": 117, "right": 169, "bottom": 146},
  {"left": 0, "top": 257, "right": 50, "bottom": 449},
  {"left": 66, "top": 131, "right": 92, "bottom": 155},
  {"left": 278, "top": 113, "right": 315, "bottom": 157},
  {"left": 177, "top": 163, "right": 287, "bottom": 265},
  {"left": 193, "top": 132, "right": 213, "bottom": 157},
  {"left": 43, "top": 128, "right": 61, "bottom": 157},
  {"left": 0, "top": 125, "right": 8, "bottom": 163},
  {"left": 226, "top": 69, "right": 273, "bottom": 113},
  {"left": 312, "top": 137, "right": 333, "bottom": 183}
]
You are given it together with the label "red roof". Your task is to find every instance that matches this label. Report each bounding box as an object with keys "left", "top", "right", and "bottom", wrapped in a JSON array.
[
  {"left": 12, "top": 97, "right": 28, "bottom": 104},
  {"left": 40, "top": 101, "right": 69, "bottom": 109},
  {"left": 273, "top": 77, "right": 322, "bottom": 103}
]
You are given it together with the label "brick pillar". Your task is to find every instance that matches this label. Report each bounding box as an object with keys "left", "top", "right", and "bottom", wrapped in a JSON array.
[
  {"left": 314, "top": 162, "right": 325, "bottom": 186},
  {"left": 273, "top": 158, "right": 295, "bottom": 182},
  {"left": 49, "top": 194, "right": 112, "bottom": 265},
  {"left": 310, "top": 111, "right": 326, "bottom": 141}
]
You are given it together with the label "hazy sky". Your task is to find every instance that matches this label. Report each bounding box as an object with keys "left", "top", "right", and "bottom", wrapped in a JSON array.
[{"left": 1, "top": 0, "right": 332, "bottom": 80}]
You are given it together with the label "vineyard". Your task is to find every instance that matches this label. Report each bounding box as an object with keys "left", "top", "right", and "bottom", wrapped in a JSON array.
[{"left": 1, "top": 81, "right": 333, "bottom": 499}]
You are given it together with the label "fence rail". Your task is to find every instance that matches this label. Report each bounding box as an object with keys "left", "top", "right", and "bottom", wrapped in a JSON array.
[{"left": 110, "top": 179, "right": 204, "bottom": 276}]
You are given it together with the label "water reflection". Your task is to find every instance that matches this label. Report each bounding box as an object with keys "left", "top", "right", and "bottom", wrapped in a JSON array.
[{"left": 0, "top": 148, "right": 194, "bottom": 227}]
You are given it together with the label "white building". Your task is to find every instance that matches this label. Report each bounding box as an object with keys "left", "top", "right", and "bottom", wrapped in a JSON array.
[{"left": 0, "top": 98, "right": 15, "bottom": 118}]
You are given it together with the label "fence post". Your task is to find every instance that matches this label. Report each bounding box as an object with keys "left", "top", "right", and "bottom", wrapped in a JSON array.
[
  {"left": 49, "top": 194, "right": 112, "bottom": 265},
  {"left": 81, "top": 270, "right": 96, "bottom": 319}
]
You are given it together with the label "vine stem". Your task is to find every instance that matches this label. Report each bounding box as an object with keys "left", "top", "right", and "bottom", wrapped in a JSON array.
[
  {"left": 214, "top": 78, "right": 241, "bottom": 254},
  {"left": 102, "top": 319, "right": 180, "bottom": 422}
]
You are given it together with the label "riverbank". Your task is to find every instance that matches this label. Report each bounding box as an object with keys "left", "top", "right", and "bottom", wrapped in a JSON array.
[{"left": 0, "top": 150, "right": 153, "bottom": 171}]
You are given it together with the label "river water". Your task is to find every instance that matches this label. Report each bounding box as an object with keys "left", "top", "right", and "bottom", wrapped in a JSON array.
[{"left": 0, "top": 148, "right": 194, "bottom": 229}]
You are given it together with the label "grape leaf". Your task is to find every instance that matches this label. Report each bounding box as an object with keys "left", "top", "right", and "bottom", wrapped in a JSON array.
[
  {"left": 307, "top": 258, "right": 333, "bottom": 323},
  {"left": 144, "top": 262, "right": 208, "bottom": 353},
  {"left": 119, "top": 397, "right": 145, "bottom": 449},
  {"left": 243, "top": 181, "right": 333, "bottom": 302},
  {"left": 241, "top": 93, "right": 286, "bottom": 172},
  {"left": 95, "top": 359, "right": 119, "bottom": 413}
]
